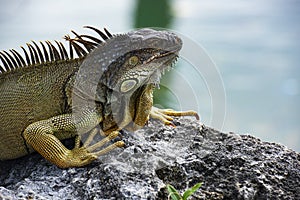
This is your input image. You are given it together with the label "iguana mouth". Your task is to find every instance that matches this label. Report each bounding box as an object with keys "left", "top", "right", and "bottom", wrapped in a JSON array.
[
  {"left": 148, "top": 53, "right": 179, "bottom": 88},
  {"left": 143, "top": 49, "right": 179, "bottom": 65}
]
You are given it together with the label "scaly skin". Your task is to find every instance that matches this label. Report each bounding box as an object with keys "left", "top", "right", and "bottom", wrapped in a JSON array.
[{"left": 0, "top": 27, "right": 198, "bottom": 168}]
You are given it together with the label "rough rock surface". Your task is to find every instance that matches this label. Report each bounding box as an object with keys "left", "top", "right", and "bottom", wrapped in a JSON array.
[{"left": 0, "top": 118, "right": 299, "bottom": 200}]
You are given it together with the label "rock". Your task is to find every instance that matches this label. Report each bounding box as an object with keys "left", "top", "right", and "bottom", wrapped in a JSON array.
[{"left": 0, "top": 118, "right": 299, "bottom": 199}]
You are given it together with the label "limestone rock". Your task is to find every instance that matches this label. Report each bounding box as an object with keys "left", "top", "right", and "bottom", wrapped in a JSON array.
[{"left": 1, "top": 118, "right": 299, "bottom": 199}]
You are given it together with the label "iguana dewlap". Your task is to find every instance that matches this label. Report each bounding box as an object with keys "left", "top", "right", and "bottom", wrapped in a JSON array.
[{"left": 0, "top": 26, "right": 198, "bottom": 168}]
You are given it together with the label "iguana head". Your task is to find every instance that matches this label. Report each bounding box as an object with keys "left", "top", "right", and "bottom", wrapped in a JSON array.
[
  {"left": 108, "top": 29, "right": 182, "bottom": 92},
  {"left": 73, "top": 28, "right": 182, "bottom": 132}
]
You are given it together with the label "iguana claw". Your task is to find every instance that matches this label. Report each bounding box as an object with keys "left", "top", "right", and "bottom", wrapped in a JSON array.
[{"left": 150, "top": 106, "right": 199, "bottom": 126}]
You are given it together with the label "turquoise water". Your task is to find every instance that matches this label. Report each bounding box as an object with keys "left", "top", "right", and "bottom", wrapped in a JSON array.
[
  {"left": 174, "top": 0, "right": 300, "bottom": 152},
  {"left": 0, "top": 0, "right": 299, "bottom": 151}
]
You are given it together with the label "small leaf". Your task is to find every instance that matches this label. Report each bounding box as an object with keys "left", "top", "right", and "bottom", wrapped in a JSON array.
[
  {"left": 182, "top": 182, "right": 202, "bottom": 200},
  {"left": 167, "top": 184, "right": 182, "bottom": 200}
]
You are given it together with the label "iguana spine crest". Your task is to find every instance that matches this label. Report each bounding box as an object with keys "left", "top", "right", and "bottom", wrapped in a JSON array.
[{"left": 0, "top": 27, "right": 113, "bottom": 73}]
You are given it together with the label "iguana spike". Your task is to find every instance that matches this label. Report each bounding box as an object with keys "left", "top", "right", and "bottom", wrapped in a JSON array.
[
  {"left": 84, "top": 26, "right": 109, "bottom": 40},
  {"left": 71, "top": 41, "right": 87, "bottom": 57},
  {"left": 3, "top": 51, "right": 18, "bottom": 69},
  {"left": 47, "top": 41, "right": 61, "bottom": 61},
  {"left": 9, "top": 49, "right": 22, "bottom": 67},
  {"left": 64, "top": 33, "right": 87, "bottom": 57},
  {"left": 77, "top": 39, "right": 98, "bottom": 52},
  {"left": 64, "top": 35, "right": 74, "bottom": 59},
  {"left": 20, "top": 46, "right": 31, "bottom": 65},
  {"left": 0, "top": 63, "right": 5, "bottom": 73},
  {"left": 26, "top": 43, "right": 37, "bottom": 65},
  {"left": 45, "top": 41, "right": 55, "bottom": 61},
  {"left": 40, "top": 41, "right": 49, "bottom": 62},
  {"left": 71, "top": 30, "right": 96, "bottom": 52},
  {"left": 28, "top": 43, "right": 40, "bottom": 64},
  {"left": 104, "top": 28, "right": 113, "bottom": 38},
  {"left": 0, "top": 51, "right": 14, "bottom": 70},
  {"left": 32, "top": 41, "right": 45, "bottom": 63},
  {"left": 55, "top": 40, "right": 66, "bottom": 60},
  {"left": 57, "top": 41, "right": 69, "bottom": 60},
  {"left": 80, "top": 35, "right": 103, "bottom": 45},
  {"left": 10, "top": 49, "right": 26, "bottom": 67},
  {"left": 0, "top": 52, "right": 10, "bottom": 71}
]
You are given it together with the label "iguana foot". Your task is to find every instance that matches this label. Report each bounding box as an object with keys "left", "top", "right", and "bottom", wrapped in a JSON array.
[
  {"left": 61, "top": 131, "right": 124, "bottom": 168},
  {"left": 65, "top": 147, "right": 98, "bottom": 168},
  {"left": 150, "top": 106, "right": 199, "bottom": 126},
  {"left": 85, "top": 131, "right": 125, "bottom": 157}
]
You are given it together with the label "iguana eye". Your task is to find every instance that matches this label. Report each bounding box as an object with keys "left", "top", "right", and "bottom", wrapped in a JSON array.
[
  {"left": 128, "top": 56, "right": 139, "bottom": 66},
  {"left": 120, "top": 79, "right": 138, "bottom": 93}
]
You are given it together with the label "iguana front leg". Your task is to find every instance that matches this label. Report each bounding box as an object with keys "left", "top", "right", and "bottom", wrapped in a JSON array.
[
  {"left": 150, "top": 106, "right": 199, "bottom": 126},
  {"left": 23, "top": 112, "right": 124, "bottom": 168}
]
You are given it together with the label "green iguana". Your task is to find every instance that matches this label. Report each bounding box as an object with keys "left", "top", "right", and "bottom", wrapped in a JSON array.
[{"left": 0, "top": 26, "right": 199, "bottom": 168}]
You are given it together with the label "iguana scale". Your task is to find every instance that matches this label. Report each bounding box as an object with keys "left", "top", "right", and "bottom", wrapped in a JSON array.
[{"left": 0, "top": 26, "right": 199, "bottom": 168}]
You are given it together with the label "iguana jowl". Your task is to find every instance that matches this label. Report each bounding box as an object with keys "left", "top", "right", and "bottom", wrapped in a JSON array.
[{"left": 0, "top": 26, "right": 199, "bottom": 168}]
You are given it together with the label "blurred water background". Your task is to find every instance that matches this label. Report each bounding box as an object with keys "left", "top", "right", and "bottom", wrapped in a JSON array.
[{"left": 0, "top": 0, "right": 299, "bottom": 151}]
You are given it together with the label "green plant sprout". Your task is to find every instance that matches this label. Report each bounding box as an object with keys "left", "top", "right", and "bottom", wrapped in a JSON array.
[{"left": 167, "top": 182, "right": 202, "bottom": 200}]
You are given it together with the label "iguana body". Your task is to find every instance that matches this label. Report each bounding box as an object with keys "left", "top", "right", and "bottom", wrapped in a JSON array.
[{"left": 0, "top": 27, "right": 198, "bottom": 168}]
